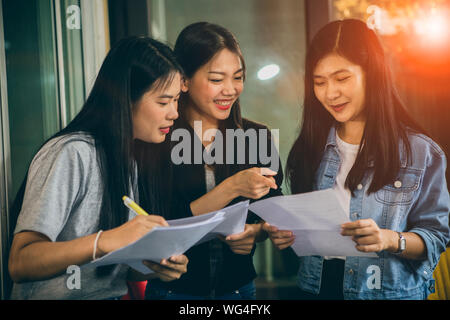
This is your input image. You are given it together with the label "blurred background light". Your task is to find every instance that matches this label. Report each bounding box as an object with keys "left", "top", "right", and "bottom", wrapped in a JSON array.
[
  {"left": 257, "top": 64, "right": 280, "bottom": 80},
  {"left": 335, "top": 0, "right": 450, "bottom": 47},
  {"left": 414, "top": 10, "right": 448, "bottom": 44}
]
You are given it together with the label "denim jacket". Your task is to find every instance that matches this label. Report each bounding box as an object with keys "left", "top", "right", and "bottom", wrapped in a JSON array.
[{"left": 297, "top": 127, "right": 450, "bottom": 300}]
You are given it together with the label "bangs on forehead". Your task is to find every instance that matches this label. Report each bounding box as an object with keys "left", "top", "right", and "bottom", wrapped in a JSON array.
[{"left": 149, "top": 70, "right": 179, "bottom": 93}]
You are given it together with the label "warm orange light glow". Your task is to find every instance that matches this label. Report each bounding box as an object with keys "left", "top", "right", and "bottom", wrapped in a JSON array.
[
  {"left": 332, "top": 0, "right": 450, "bottom": 89},
  {"left": 335, "top": 1, "right": 450, "bottom": 47},
  {"left": 414, "top": 11, "right": 448, "bottom": 44}
]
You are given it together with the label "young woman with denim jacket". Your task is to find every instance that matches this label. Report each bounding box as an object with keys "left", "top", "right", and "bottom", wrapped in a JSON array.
[{"left": 264, "top": 19, "right": 450, "bottom": 299}]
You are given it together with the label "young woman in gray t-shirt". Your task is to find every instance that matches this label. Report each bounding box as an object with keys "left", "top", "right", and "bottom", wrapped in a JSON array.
[{"left": 8, "top": 37, "right": 188, "bottom": 300}]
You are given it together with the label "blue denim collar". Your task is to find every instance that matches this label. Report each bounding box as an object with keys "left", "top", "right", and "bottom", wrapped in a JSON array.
[{"left": 324, "top": 126, "right": 338, "bottom": 151}]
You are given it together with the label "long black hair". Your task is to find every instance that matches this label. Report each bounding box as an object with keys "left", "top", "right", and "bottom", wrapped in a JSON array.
[
  {"left": 286, "top": 19, "right": 425, "bottom": 195},
  {"left": 10, "top": 36, "right": 183, "bottom": 237}
]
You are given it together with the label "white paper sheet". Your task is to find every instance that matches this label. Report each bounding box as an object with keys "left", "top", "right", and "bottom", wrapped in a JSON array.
[
  {"left": 90, "top": 213, "right": 225, "bottom": 274},
  {"left": 165, "top": 200, "right": 248, "bottom": 244},
  {"left": 89, "top": 201, "right": 249, "bottom": 274},
  {"left": 249, "top": 189, "right": 377, "bottom": 257},
  {"left": 191, "top": 200, "right": 249, "bottom": 244}
]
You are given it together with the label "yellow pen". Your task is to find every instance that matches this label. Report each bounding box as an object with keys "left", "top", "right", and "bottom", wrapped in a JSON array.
[{"left": 122, "top": 196, "right": 149, "bottom": 216}]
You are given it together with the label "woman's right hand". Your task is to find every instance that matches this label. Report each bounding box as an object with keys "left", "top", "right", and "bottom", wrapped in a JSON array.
[
  {"left": 190, "top": 167, "right": 279, "bottom": 216},
  {"left": 262, "top": 222, "right": 295, "bottom": 250},
  {"left": 229, "top": 167, "right": 278, "bottom": 200},
  {"left": 144, "top": 255, "right": 189, "bottom": 282},
  {"left": 96, "top": 215, "right": 169, "bottom": 258}
]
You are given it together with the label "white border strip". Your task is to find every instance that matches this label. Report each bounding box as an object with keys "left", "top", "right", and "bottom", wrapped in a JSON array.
[{"left": 0, "top": 0, "right": 12, "bottom": 300}]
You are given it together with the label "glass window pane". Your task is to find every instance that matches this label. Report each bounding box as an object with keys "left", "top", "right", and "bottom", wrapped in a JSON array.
[
  {"left": 3, "top": 0, "right": 59, "bottom": 198},
  {"left": 60, "top": 0, "right": 86, "bottom": 123}
]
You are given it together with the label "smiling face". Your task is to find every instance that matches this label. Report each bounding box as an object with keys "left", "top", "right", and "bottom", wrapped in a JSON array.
[
  {"left": 132, "top": 72, "right": 181, "bottom": 143},
  {"left": 313, "top": 53, "right": 366, "bottom": 125},
  {"left": 182, "top": 48, "right": 244, "bottom": 126}
]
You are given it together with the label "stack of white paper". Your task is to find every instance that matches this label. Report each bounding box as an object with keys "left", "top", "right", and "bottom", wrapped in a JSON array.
[
  {"left": 167, "top": 200, "right": 249, "bottom": 244},
  {"left": 249, "top": 189, "right": 377, "bottom": 257},
  {"left": 90, "top": 201, "right": 249, "bottom": 274}
]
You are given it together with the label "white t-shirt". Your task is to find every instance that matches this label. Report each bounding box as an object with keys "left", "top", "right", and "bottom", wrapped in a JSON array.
[
  {"left": 325, "top": 131, "right": 359, "bottom": 260},
  {"left": 333, "top": 132, "right": 360, "bottom": 216}
]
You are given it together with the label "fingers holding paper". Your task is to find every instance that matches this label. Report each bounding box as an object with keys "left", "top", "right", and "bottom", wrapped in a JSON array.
[
  {"left": 262, "top": 222, "right": 295, "bottom": 250},
  {"left": 97, "top": 215, "right": 169, "bottom": 257},
  {"left": 144, "top": 254, "right": 189, "bottom": 282},
  {"left": 220, "top": 224, "right": 259, "bottom": 255},
  {"left": 341, "top": 218, "right": 388, "bottom": 253}
]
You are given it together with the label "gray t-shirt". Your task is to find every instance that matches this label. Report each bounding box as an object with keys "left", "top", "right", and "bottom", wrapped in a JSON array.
[{"left": 11, "top": 133, "right": 137, "bottom": 300}]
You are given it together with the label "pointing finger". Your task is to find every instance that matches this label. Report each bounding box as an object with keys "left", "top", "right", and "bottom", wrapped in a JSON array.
[{"left": 260, "top": 167, "right": 277, "bottom": 176}]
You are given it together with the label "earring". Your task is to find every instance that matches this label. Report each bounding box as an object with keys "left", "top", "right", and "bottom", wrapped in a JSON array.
[{"left": 181, "top": 79, "right": 189, "bottom": 92}]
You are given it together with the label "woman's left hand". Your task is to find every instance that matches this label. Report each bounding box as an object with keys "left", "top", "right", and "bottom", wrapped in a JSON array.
[
  {"left": 220, "top": 224, "right": 260, "bottom": 255},
  {"left": 341, "top": 219, "right": 391, "bottom": 253}
]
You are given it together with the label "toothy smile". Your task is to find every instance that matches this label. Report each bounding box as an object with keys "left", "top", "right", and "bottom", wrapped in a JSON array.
[
  {"left": 214, "top": 100, "right": 233, "bottom": 106},
  {"left": 214, "top": 99, "right": 233, "bottom": 110}
]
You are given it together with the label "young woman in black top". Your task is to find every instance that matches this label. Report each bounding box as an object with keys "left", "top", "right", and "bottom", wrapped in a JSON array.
[{"left": 141, "top": 22, "right": 283, "bottom": 299}]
